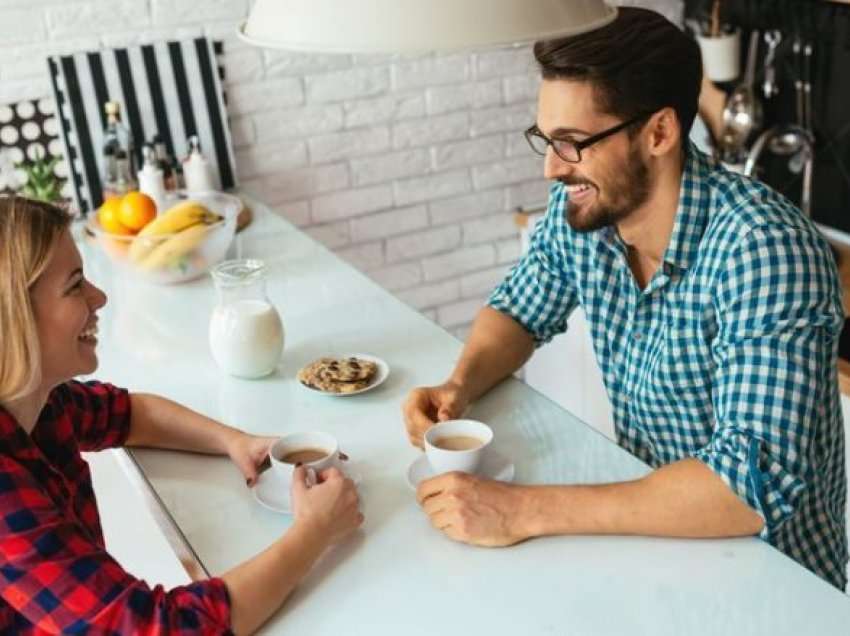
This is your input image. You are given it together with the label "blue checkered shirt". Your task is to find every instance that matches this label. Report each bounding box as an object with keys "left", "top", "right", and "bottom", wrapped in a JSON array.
[{"left": 489, "top": 144, "right": 848, "bottom": 590}]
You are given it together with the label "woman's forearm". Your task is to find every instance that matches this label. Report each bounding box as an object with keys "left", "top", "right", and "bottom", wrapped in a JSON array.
[
  {"left": 222, "top": 521, "right": 329, "bottom": 635},
  {"left": 125, "top": 393, "right": 239, "bottom": 453}
]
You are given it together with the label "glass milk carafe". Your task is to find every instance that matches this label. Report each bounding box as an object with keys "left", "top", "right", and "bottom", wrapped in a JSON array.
[{"left": 209, "top": 259, "right": 284, "bottom": 379}]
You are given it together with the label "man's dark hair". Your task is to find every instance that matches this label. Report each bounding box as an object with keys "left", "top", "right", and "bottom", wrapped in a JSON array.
[{"left": 533, "top": 7, "right": 702, "bottom": 141}]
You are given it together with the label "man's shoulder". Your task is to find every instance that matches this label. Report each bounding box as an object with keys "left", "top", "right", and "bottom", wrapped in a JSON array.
[{"left": 702, "top": 166, "right": 826, "bottom": 258}]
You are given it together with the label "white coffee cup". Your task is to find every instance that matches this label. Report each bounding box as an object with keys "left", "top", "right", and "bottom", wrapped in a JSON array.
[
  {"left": 269, "top": 431, "right": 339, "bottom": 488},
  {"left": 424, "top": 419, "right": 493, "bottom": 476}
]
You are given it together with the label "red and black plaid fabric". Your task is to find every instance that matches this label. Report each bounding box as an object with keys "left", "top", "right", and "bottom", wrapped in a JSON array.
[{"left": 0, "top": 380, "right": 233, "bottom": 634}]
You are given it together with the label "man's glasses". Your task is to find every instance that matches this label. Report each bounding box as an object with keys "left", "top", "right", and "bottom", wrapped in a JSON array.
[{"left": 524, "top": 113, "right": 651, "bottom": 163}]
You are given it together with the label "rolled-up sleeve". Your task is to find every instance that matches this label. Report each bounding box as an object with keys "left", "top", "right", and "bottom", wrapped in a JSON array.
[
  {"left": 488, "top": 183, "right": 579, "bottom": 346},
  {"left": 64, "top": 381, "right": 132, "bottom": 452},
  {"left": 0, "top": 455, "right": 233, "bottom": 634},
  {"left": 693, "top": 223, "right": 844, "bottom": 537}
]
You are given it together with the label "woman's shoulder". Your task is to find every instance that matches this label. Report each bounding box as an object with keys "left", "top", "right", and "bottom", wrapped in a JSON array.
[
  {"left": 45, "top": 380, "right": 130, "bottom": 430},
  {"left": 50, "top": 380, "right": 126, "bottom": 404}
]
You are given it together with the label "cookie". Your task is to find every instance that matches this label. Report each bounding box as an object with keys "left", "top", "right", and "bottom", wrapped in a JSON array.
[
  {"left": 300, "top": 356, "right": 376, "bottom": 382},
  {"left": 321, "top": 356, "right": 377, "bottom": 382},
  {"left": 297, "top": 372, "right": 371, "bottom": 394},
  {"left": 297, "top": 356, "right": 377, "bottom": 394}
]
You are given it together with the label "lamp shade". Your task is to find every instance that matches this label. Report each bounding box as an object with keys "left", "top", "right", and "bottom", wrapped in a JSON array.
[{"left": 238, "top": 0, "right": 617, "bottom": 53}]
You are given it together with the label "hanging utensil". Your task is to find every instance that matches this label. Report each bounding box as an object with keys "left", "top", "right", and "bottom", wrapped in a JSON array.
[
  {"left": 803, "top": 42, "right": 813, "bottom": 132},
  {"left": 789, "top": 41, "right": 814, "bottom": 174},
  {"left": 794, "top": 40, "right": 815, "bottom": 216},
  {"left": 762, "top": 30, "right": 782, "bottom": 99},
  {"left": 721, "top": 30, "right": 762, "bottom": 153},
  {"left": 745, "top": 124, "right": 814, "bottom": 216},
  {"left": 768, "top": 37, "right": 806, "bottom": 156}
]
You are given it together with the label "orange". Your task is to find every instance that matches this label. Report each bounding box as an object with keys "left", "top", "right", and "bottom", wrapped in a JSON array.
[
  {"left": 118, "top": 191, "right": 157, "bottom": 231},
  {"left": 98, "top": 196, "right": 133, "bottom": 235}
]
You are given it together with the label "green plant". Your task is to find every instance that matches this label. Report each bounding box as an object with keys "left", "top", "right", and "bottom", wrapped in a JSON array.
[{"left": 16, "top": 154, "right": 63, "bottom": 203}]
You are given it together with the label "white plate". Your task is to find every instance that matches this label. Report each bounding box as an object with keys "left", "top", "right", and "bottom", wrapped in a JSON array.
[
  {"left": 253, "top": 462, "right": 362, "bottom": 514},
  {"left": 406, "top": 450, "right": 515, "bottom": 490},
  {"left": 297, "top": 354, "right": 390, "bottom": 397}
]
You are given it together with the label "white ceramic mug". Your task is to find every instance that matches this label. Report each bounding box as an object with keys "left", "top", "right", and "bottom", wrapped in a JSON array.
[
  {"left": 696, "top": 29, "right": 741, "bottom": 83},
  {"left": 269, "top": 431, "right": 339, "bottom": 488},
  {"left": 424, "top": 419, "right": 493, "bottom": 475}
]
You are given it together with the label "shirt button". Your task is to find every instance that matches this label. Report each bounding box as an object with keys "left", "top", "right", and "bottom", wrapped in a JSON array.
[{"left": 633, "top": 332, "right": 643, "bottom": 341}]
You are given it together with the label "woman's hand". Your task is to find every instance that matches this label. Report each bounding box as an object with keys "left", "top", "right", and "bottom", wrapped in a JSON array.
[
  {"left": 290, "top": 466, "right": 363, "bottom": 545},
  {"left": 226, "top": 432, "right": 279, "bottom": 487}
]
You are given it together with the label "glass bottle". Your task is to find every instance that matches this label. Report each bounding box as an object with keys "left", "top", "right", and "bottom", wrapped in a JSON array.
[
  {"left": 208, "top": 259, "right": 284, "bottom": 379},
  {"left": 151, "top": 133, "right": 177, "bottom": 191},
  {"left": 101, "top": 101, "right": 136, "bottom": 197},
  {"left": 137, "top": 144, "right": 166, "bottom": 213}
]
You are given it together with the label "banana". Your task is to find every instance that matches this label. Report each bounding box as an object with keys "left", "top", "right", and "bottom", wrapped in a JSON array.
[
  {"left": 129, "top": 201, "right": 222, "bottom": 263},
  {"left": 137, "top": 223, "right": 213, "bottom": 271},
  {"left": 140, "top": 200, "right": 221, "bottom": 236}
]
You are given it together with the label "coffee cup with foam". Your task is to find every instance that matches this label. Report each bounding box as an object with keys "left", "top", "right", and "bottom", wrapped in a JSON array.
[{"left": 424, "top": 419, "right": 493, "bottom": 476}]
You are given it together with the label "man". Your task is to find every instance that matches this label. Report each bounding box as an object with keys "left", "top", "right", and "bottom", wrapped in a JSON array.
[{"left": 403, "top": 7, "right": 848, "bottom": 591}]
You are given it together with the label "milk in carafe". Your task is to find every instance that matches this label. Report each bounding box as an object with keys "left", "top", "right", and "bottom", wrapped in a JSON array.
[{"left": 208, "top": 259, "right": 284, "bottom": 378}]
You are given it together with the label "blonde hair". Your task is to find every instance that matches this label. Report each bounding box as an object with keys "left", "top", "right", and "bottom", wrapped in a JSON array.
[{"left": 0, "top": 196, "right": 72, "bottom": 404}]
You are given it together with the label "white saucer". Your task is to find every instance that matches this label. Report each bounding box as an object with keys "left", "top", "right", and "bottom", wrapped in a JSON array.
[
  {"left": 298, "top": 354, "right": 390, "bottom": 397},
  {"left": 253, "top": 463, "right": 362, "bottom": 514},
  {"left": 406, "top": 450, "right": 515, "bottom": 490}
]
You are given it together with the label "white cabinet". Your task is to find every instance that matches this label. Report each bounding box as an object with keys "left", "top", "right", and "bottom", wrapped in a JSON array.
[
  {"left": 520, "top": 214, "right": 615, "bottom": 440},
  {"left": 524, "top": 307, "right": 615, "bottom": 440},
  {"left": 840, "top": 396, "right": 850, "bottom": 589}
]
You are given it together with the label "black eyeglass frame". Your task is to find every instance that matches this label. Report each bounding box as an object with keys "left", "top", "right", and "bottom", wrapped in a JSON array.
[{"left": 524, "top": 112, "right": 652, "bottom": 163}]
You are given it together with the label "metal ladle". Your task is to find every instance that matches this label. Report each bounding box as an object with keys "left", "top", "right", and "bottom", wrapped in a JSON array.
[
  {"left": 769, "top": 37, "right": 806, "bottom": 157},
  {"left": 788, "top": 42, "right": 814, "bottom": 174},
  {"left": 721, "top": 30, "right": 762, "bottom": 153},
  {"left": 745, "top": 125, "right": 814, "bottom": 215}
]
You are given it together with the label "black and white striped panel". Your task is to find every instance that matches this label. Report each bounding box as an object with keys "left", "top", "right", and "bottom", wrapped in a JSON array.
[{"left": 48, "top": 37, "right": 236, "bottom": 215}]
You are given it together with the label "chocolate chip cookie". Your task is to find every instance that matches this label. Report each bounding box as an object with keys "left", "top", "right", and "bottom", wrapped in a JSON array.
[{"left": 297, "top": 356, "right": 378, "bottom": 394}]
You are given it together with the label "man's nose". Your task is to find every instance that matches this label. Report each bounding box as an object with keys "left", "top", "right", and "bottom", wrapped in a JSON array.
[{"left": 543, "top": 147, "right": 573, "bottom": 180}]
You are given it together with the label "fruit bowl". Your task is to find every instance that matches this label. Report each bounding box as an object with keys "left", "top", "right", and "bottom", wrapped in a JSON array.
[{"left": 87, "top": 191, "right": 241, "bottom": 285}]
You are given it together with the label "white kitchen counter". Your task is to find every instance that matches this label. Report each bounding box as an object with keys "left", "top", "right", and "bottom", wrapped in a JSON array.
[{"left": 79, "top": 195, "right": 850, "bottom": 635}]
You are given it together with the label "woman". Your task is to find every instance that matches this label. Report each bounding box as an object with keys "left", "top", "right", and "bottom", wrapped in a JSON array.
[{"left": 0, "top": 195, "right": 363, "bottom": 634}]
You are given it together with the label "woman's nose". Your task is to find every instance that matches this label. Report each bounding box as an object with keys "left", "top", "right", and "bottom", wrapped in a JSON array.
[{"left": 87, "top": 281, "right": 108, "bottom": 310}]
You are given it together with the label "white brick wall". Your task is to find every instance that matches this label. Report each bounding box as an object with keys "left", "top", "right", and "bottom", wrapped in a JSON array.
[{"left": 0, "top": 0, "right": 681, "bottom": 334}]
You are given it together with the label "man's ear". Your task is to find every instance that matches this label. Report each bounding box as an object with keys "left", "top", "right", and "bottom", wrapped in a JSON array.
[{"left": 644, "top": 107, "right": 681, "bottom": 157}]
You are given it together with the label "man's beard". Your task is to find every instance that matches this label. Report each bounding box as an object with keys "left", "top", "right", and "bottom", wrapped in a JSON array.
[{"left": 565, "top": 143, "right": 652, "bottom": 233}]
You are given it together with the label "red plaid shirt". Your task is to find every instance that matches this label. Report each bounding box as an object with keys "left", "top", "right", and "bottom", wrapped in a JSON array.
[{"left": 0, "top": 380, "right": 233, "bottom": 634}]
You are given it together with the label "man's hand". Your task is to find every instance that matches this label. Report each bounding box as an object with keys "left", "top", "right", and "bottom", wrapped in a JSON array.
[
  {"left": 402, "top": 381, "right": 470, "bottom": 448},
  {"left": 416, "top": 471, "right": 528, "bottom": 546}
]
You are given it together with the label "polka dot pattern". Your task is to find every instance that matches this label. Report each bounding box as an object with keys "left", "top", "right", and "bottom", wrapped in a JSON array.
[{"left": 0, "top": 97, "right": 67, "bottom": 199}]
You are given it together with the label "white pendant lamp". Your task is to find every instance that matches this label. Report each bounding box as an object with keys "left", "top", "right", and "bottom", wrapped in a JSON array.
[{"left": 238, "top": 0, "right": 617, "bottom": 53}]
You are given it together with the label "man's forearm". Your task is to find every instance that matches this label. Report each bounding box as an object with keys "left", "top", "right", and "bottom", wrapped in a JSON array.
[
  {"left": 449, "top": 306, "right": 536, "bottom": 401},
  {"left": 514, "top": 458, "right": 764, "bottom": 539},
  {"left": 125, "top": 393, "right": 239, "bottom": 453}
]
